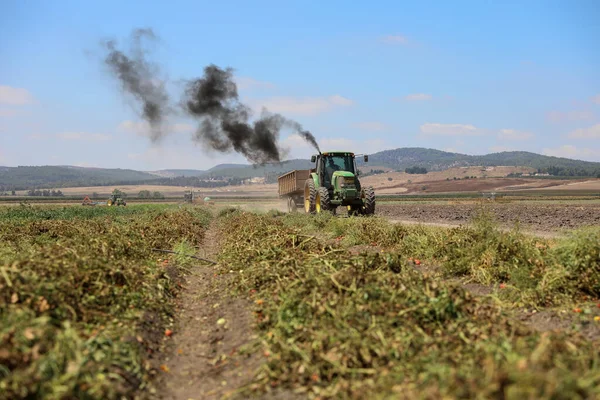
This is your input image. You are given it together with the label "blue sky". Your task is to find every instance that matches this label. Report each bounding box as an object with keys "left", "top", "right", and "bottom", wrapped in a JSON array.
[{"left": 1, "top": 0, "right": 599, "bottom": 170}]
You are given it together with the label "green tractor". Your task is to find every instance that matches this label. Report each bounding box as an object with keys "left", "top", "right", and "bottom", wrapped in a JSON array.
[
  {"left": 304, "top": 152, "right": 375, "bottom": 215},
  {"left": 107, "top": 193, "right": 126, "bottom": 206}
]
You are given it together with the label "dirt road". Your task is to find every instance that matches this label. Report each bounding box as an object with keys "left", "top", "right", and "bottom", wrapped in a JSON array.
[{"left": 158, "top": 223, "right": 260, "bottom": 400}]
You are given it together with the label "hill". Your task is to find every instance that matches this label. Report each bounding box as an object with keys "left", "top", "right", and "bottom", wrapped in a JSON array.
[
  {"left": 0, "top": 166, "right": 157, "bottom": 190},
  {"left": 363, "top": 148, "right": 600, "bottom": 177},
  {"left": 2, "top": 148, "right": 599, "bottom": 190},
  {"left": 200, "top": 159, "right": 313, "bottom": 179}
]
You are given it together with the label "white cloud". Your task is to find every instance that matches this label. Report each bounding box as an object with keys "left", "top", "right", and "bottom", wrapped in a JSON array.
[
  {"left": 568, "top": 123, "right": 600, "bottom": 139},
  {"left": 56, "top": 132, "right": 111, "bottom": 141},
  {"left": 353, "top": 121, "right": 389, "bottom": 131},
  {"left": 420, "top": 123, "right": 481, "bottom": 136},
  {"left": 235, "top": 77, "right": 275, "bottom": 91},
  {"left": 542, "top": 145, "right": 600, "bottom": 161},
  {"left": 0, "top": 85, "right": 35, "bottom": 105},
  {"left": 546, "top": 110, "right": 594, "bottom": 123},
  {"left": 497, "top": 129, "right": 534, "bottom": 141},
  {"left": 251, "top": 95, "right": 354, "bottom": 116},
  {"left": 381, "top": 35, "right": 409, "bottom": 45},
  {"left": 591, "top": 94, "right": 600, "bottom": 105},
  {"left": 403, "top": 93, "right": 432, "bottom": 101},
  {"left": 0, "top": 108, "right": 19, "bottom": 117}
]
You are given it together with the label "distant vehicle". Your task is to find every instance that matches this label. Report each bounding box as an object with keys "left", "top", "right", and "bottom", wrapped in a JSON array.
[{"left": 107, "top": 194, "right": 126, "bottom": 206}]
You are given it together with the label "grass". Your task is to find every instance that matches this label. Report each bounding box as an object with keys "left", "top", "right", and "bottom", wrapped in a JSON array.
[
  {"left": 0, "top": 204, "right": 211, "bottom": 399},
  {"left": 216, "top": 211, "right": 600, "bottom": 398}
]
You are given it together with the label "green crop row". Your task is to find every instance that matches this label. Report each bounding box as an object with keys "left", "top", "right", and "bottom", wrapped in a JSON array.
[
  {"left": 216, "top": 211, "right": 600, "bottom": 399},
  {"left": 0, "top": 205, "right": 211, "bottom": 399}
]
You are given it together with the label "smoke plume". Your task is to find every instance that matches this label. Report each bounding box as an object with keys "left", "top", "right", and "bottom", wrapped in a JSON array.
[
  {"left": 182, "top": 65, "right": 319, "bottom": 164},
  {"left": 103, "top": 28, "right": 169, "bottom": 141},
  {"left": 102, "top": 29, "right": 321, "bottom": 162}
]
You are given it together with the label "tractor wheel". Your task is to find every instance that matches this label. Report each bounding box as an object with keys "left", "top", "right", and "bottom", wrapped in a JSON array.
[
  {"left": 304, "top": 179, "right": 317, "bottom": 214},
  {"left": 316, "top": 187, "right": 332, "bottom": 214},
  {"left": 361, "top": 187, "right": 376, "bottom": 215}
]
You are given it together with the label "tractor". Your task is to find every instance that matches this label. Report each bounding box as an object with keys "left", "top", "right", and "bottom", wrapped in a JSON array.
[
  {"left": 107, "top": 193, "right": 126, "bottom": 206},
  {"left": 303, "top": 152, "right": 375, "bottom": 215}
]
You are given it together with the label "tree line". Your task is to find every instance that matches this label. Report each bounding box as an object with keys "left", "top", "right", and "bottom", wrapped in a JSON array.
[{"left": 27, "top": 189, "right": 64, "bottom": 197}]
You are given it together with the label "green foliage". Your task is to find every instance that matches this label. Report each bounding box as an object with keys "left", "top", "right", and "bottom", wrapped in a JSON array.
[
  {"left": 405, "top": 166, "right": 428, "bottom": 174},
  {"left": 0, "top": 166, "right": 157, "bottom": 191},
  {"left": 216, "top": 212, "right": 600, "bottom": 398},
  {"left": 551, "top": 228, "right": 600, "bottom": 297},
  {"left": 0, "top": 205, "right": 211, "bottom": 398},
  {"left": 278, "top": 211, "right": 600, "bottom": 306}
]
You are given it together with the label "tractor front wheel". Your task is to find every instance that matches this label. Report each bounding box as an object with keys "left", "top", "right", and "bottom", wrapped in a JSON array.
[
  {"left": 304, "top": 179, "right": 317, "bottom": 214},
  {"left": 361, "top": 187, "right": 376, "bottom": 215},
  {"left": 317, "top": 187, "right": 332, "bottom": 214}
]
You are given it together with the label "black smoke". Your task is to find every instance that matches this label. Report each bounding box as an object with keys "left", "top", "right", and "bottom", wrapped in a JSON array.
[
  {"left": 103, "top": 28, "right": 169, "bottom": 141},
  {"left": 182, "top": 65, "right": 319, "bottom": 164},
  {"left": 102, "top": 29, "right": 321, "bottom": 162}
]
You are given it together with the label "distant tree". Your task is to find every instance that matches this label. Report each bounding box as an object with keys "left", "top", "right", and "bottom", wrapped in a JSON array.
[
  {"left": 56, "top": 190, "right": 63, "bottom": 197},
  {"left": 11, "top": 190, "right": 16, "bottom": 196},
  {"left": 152, "top": 191, "right": 164, "bottom": 199},
  {"left": 405, "top": 166, "right": 428, "bottom": 174},
  {"left": 112, "top": 189, "right": 127, "bottom": 198},
  {"left": 138, "top": 190, "right": 151, "bottom": 198},
  {"left": 51, "top": 190, "right": 57, "bottom": 196},
  {"left": 387, "top": 177, "right": 393, "bottom": 181},
  {"left": 92, "top": 192, "right": 99, "bottom": 199}
]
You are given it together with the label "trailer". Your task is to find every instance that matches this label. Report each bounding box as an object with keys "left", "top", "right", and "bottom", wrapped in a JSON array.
[{"left": 278, "top": 169, "right": 311, "bottom": 212}]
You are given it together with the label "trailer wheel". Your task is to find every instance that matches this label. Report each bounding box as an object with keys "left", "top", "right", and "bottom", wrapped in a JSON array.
[
  {"left": 304, "top": 179, "right": 317, "bottom": 214},
  {"left": 287, "top": 197, "right": 297, "bottom": 213}
]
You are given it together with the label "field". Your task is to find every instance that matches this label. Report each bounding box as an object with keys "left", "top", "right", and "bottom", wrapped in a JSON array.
[{"left": 1, "top": 202, "right": 599, "bottom": 399}]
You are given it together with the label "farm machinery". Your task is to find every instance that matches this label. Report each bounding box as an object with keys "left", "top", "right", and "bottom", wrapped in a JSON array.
[
  {"left": 278, "top": 151, "right": 375, "bottom": 215},
  {"left": 107, "top": 193, "right": 126, "bottom": 206}
]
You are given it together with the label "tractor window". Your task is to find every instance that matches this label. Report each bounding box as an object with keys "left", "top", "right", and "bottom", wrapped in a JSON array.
[
  {"left": 324, "top": 155, "right": 355, "bottom": 174},
  {"left": 323, "top": 155, "right": 355, "bottom": 187}
]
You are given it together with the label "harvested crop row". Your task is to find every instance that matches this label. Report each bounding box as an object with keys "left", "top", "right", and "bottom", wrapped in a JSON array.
[
  {"left": 217, "top": 211, "right": 600, "bottom": 399},
  {"left": 281, "top": 212, "right": 600, "bottom": 307},
  {"left": 0, "top": 205, "right": 211, "bottom": 399}
]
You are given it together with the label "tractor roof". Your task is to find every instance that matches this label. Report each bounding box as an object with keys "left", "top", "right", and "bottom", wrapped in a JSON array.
[{"left": 320, "top": 152, "right": 355, "bottom": 156}]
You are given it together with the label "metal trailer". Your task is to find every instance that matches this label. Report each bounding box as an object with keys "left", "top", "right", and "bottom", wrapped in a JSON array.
[{"left": 278, "top": 169, "right": 311, "bottom": 212}]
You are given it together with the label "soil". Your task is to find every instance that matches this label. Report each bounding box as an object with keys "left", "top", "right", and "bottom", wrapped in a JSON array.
[
  {"left": 516, "top": 308, "right": 600, "bottom": 341},
  {"left": 378, "top": 203, "right": 600, "bottom": 232},
  {"left": 157, "top": 223, "right": 261, "bottom": 400}
]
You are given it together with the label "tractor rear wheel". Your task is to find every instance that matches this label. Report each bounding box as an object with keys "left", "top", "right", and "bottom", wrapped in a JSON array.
[
  {"left": 317, "top": 187, "right": 332, "bottom": 213},
  {"left": 304, "top": 179, "right": 317, "bottom": 214},
  {"left": 361, "top": 187, "right": 376, "bottom": 215}
]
